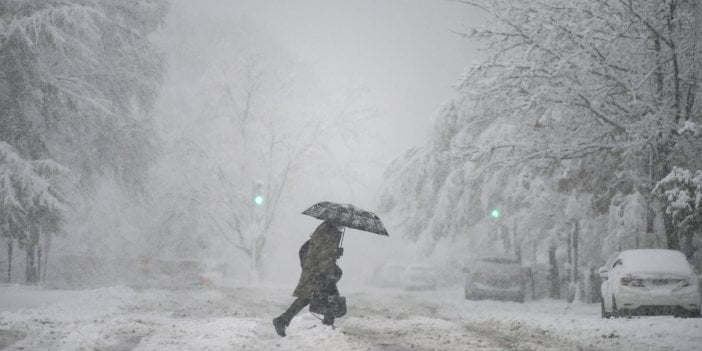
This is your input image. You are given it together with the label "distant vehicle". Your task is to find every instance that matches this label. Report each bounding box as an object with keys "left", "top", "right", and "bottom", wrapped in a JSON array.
[
  {"left": 599, "top": 249, "right": 701, "bottom": 318},
  {"left": 371, "top": 263, "right": 438, "bottom": 291},
  {"left": 463, "top": 257, "right": 525, "bottom": 303},
  {"left": 405, "top": 264, "right": 439, "bottom": 291}
]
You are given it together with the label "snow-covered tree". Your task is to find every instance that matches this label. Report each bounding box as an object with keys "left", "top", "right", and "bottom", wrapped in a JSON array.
[
  {"left": 0, "top": 0, "right": 168, "bottom": 284},
  {"left": 378, "top": 0, "right": 701, "bottom": 299},
  {"left": 0, "top": 0, "right": 168, "bottom": 191},
  {"left": 152, "top": 12, "right": 368, "bottom": 281},
  {"left": 451, "top": 0, "right": 702, "bottom": 248},
  {"left": 655, "top": 166, "right": 702, "bottom": 260},
  {"left": 0, "top": 142, "right": 65, "bottom": 283}
]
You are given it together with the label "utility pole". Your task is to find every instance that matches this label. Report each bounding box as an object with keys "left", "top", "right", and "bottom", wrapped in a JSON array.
[{"left": 489, "top": 207, "right": 511, "bottom": 253}]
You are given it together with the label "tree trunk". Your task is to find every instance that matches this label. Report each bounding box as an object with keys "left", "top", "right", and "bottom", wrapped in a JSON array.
[
  {"left": 570, "top": 221, "right": 579, "bottom": 302},
  {"left": 652, "top": 142, "right": 677, "bottom": 250},
  {"left": 37, "top": 245, "right": 42, "bottom": 283},
  {"left": 548, "top": 244, "right": 560, "bottom": 299},
  {"left": 43, "top": 234, "right": 51, "bottom": 281},
  {"left": 26, "top": 244, "right": 39, "bottom": 284},
  {"left": 566, "top": 233, "right": 572, "bottom": 301},
  {"left": 7, "top": 240, "right": 12, "bottom": 283},
  {"left": 654, "top": 36, "right": 664, "bottom": 98},
  {"left": 25, "top": 229, "right": 40, "bottom": 285},
  {"left": 663, "top": 211, "right": 679, "bottom": 250},
  {"left": 513, "top": 220, "right": 521, "bottom": 261},
  {"left": 667, "top": 0, "right": 682, "bottom": 124}
]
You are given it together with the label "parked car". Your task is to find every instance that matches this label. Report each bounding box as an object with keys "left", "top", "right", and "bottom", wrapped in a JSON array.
[
  {"left": 599, "top": 249, "right": 701, "bottom": 318},
  {"left": 405, "top": 264, "right": 439, "bottom": 291},
  {"left": 371, "top": 262, "right": 438, "bottom": 291},
  {"left": 463, "top": 257, "right": 525, "bottom": 303}
]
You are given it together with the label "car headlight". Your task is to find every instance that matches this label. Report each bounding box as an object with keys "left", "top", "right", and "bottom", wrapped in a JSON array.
[{"left": 620, "top": 275, "right": 645, "bottom": 287}]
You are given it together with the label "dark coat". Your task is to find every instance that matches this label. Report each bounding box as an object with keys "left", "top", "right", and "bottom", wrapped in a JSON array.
[{"left": 293, "top": 221, "right": 342, "bottom": 299}]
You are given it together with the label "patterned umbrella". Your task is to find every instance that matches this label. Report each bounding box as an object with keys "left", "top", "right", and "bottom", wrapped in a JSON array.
[{"left": 302, "top": 202, "right": 389, "bottom": 236}]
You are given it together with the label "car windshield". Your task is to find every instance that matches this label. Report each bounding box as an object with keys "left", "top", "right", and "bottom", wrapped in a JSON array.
[
  {"left": 408, "top": 265, "right": 434, "bottom": 272},
  {"left": 383, "top": 265, "right": 406, "bottom": 276},
  {"left": 473, "top": 260, "right": 521, "bottom": 279},
  {"left": 482, "top": 257, "right": 519, "bottom": 264},
  {"left": 618, "top": 250, "right": 692, "bottom": 275}
]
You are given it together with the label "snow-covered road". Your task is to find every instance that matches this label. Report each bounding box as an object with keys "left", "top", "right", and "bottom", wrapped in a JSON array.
[{"left": 1, "top": 284, "right": 700, "bottom": 350}]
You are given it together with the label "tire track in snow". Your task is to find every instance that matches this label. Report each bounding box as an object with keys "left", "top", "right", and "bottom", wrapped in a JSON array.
[
  {"left": 458, "top": 321, "right": 600, "bottom": 351},
  {"left": 345, "top": 293, "right": 598, "bottom": 351}
]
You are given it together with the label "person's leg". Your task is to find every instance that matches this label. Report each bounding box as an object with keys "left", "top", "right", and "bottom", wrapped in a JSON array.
[
  {"left": 283, "top": 297, "right": 311, "bottom": 320},
  {"left": 273, "top": 297, "right": 311, "bottom": 337}
]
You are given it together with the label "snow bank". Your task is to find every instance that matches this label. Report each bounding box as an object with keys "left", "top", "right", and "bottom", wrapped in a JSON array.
[{"left": 1, "top": 285, "right": 700, "bottom": 350}]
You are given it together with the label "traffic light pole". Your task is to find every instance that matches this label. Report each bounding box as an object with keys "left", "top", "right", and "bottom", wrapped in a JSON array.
[{"left": 250, "top": 180, "right": 265, "bottom": 283}]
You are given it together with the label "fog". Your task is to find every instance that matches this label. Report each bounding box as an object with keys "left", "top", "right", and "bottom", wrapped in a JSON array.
[
  {"left": 0, "top": 0, "right": 483, "bottom": 291},
  {"left": 3, "top": 1, "right": 702, "bottom": 349},
  {"left": 151, "top": 0, "right": 482, "bottom": 287}
]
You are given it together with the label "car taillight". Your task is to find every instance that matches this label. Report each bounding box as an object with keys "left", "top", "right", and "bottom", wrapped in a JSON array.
[{"left": 620, "top": 276, "right": 645, "bottom": 287}]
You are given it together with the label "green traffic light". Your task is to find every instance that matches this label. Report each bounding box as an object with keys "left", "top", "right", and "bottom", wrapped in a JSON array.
[
  {"left": 254, "top": 195, "right": 264, "bottom": 206},
  {"left": 489, "top": 209, "right": 501, "bottom": 219}
]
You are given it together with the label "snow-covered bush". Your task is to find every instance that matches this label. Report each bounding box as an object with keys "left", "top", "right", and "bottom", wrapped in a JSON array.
[
  {"left": 656, "top": 167, "right": 702, "bottom": 226},
  {"left": 654, "top": 167, "right": 702, "bottom": 263}
]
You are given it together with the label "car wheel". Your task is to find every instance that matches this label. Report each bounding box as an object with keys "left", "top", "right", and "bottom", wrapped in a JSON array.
[
  {"left": 677, "top": 308, "right": 701, "bottom": 318},
  {"left": 601, "top": 299, "right": 611, "bottom": 319},
  {"left": 674, "top": 307, "right": 688, "bottom": 318}
]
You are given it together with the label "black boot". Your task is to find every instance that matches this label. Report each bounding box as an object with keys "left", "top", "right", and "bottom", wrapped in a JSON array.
[
  {"left": 322, "top": 315, "right": 335, "bottom": 327},
  {"left": 274, "top": 297, "right": 311, "bottom": 337},
  {"left": 273, "top": 315, "right": 288, "bottom": 337}
]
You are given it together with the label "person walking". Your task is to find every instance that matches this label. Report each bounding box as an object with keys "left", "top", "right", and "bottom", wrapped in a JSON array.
[{"left": 273, "top": 220, "right": 344, "bottom": 337}]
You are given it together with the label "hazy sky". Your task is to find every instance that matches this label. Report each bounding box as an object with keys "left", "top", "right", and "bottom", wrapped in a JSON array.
[
  {"left": 174, "top": 0, "right": 484, "bottom": 160},
  {"left": 162, "top": 0, "right": 486, "bottom": 281},
  {"left": 239, "top": 0, "right": 484, "bottom": 153}
]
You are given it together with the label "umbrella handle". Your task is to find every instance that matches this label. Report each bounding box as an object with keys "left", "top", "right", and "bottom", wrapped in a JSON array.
[{"left": 337, "top": 227, "right": 346, "bottom": 259}]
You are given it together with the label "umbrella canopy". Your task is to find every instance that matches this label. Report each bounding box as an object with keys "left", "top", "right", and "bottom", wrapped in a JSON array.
[{"left": 302, "top": 202, "right": 389, "bottom": 236}]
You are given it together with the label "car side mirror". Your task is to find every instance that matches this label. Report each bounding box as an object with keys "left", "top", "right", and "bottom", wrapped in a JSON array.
[{"left": 598, "top": 266, "right": 608, "bottom": 279}]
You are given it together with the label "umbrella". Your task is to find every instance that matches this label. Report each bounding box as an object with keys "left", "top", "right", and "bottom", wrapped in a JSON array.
[{"left": 302, "top": 202, "right": 389, "bottom": 236}]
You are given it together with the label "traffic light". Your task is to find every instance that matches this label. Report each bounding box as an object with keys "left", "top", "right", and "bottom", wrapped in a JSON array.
[
  {"left": 253, "top": 194, "right": 264, "bottom": 207},
  {"left": 489, "top": 208, "right": 501, "bottom": 220},
  {"left": 252, "top": 181, "right": 264, "bottom": 207}
]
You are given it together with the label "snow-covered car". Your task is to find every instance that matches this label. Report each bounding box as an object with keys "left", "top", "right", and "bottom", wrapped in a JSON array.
[
  {"left": 371, "top": 263, "right": 438, "bottom": 291},
  {"left": 405, "top": 264, "right": 439, "bottom": 291},
  {"left": 599, "top": 249, "right": 701, "bottom": 318},
  {"left": 463, "top": 257, "right": 525, "bottom": 303}
]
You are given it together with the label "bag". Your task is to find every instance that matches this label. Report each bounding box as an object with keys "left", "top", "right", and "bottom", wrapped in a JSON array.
[
  {"left": 298, "top": 239, "right": 311, "bottom": 267},
  {"left": 309, "top": 292, "right": 347, "bottom": 318}
]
